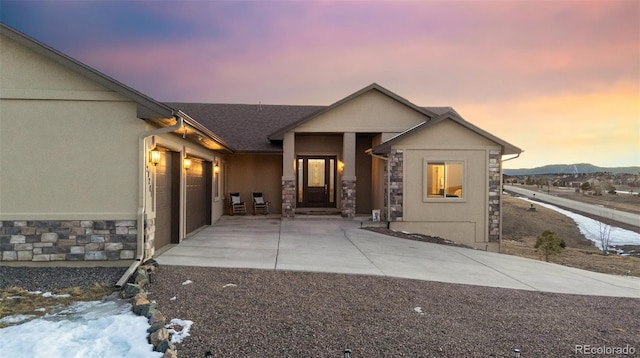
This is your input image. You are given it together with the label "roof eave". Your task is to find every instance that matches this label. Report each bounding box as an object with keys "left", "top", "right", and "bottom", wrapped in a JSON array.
[{"left": 176, "top": 110, "right": 235, "bottom": 153}]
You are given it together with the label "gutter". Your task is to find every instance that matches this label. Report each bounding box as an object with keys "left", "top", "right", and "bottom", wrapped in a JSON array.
[
  {"left": 501, "top": 152, "right": 522, "bottom": 162},
  {"left": 116, "top": 115, "right": 184, "bottom": 288}
]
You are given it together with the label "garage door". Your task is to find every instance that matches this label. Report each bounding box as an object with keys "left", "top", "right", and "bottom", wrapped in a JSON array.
[
  {"left": 186, "top": 158, "right": 212, "bottom": 234},
  {"left": 155, "top": 150, "right": 179, "bottom": 250}
]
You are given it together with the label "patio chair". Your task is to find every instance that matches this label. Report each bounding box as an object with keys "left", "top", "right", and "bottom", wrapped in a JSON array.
[
  {"left": 229, "top": 192, "right": 246, "bottom": 215},
  {"left": 252, "top": 192, "right": 269, "bottom": 215}
]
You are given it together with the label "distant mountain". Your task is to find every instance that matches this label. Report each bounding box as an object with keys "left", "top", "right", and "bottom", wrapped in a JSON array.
[{"left": 504, "top": 163, "right": 640, "bottom": 176}]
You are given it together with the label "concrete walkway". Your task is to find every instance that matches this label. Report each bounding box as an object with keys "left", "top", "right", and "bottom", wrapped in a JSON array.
[{"left": 156, "top": 216, "right": 640, "bottom": 298}]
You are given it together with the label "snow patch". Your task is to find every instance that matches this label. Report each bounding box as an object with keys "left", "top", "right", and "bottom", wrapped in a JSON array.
[
  {"left": 42, "top": 292, "right": 71, "bottom": 298},
  {"left": 167, "top": 318, "right": 193, "bottom": 344},
  {"left": 0, "top": 314, "right": 36, "bottom": 325},
  {"left": 519, "top": 198, "right": 640, "bottom": 250},
  {"left": 0, "top": 296, "right": 161, "bottom": 357},
  {"left": 414, "top": 307, "right": 424, "bottom": 315}
]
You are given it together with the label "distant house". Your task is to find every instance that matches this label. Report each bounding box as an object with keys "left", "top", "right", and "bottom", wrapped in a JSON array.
[{"left": 0, "top": 23, "right": 521, "bottom": 268}]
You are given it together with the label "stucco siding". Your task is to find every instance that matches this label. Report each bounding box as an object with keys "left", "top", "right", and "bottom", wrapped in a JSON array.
[
  {"left": 397, "top": 119, "right": 498, "bottom": 148},
  {"left": 0, "top": 99, "right": 142, "bottom": 219},
  {"left": 295, "top": 134, "right": 342, "bottom": 155},
  {"left": 294, "top": 90, "right": 426, "bottom": 133},
  {"left": 389, "top": 118, "right": 503, "bottom": 250},
  {"left": 402, "top": 149, "right": 487, "bottom": 244},
  {"left": 0, "top": 33, "right": 144, "bottom": 220},
  {"left": 1, "top": 35, "right": 120, "bottom": 99},
  {"left": 227, "top": 154, "right": 283, "bottom": 214}
]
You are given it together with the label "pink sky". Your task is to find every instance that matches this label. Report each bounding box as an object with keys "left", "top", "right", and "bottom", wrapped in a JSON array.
[{"left": 2, "top": 1, "right": 638, "bottom": 169}]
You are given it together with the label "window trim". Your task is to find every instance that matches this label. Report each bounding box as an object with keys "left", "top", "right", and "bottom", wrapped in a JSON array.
[{"left": 423, "top": 159, "right": 466, "bottom": 202}]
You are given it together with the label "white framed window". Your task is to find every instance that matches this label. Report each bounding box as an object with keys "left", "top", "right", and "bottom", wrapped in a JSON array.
[{"left": 424, "top": 160, "right": 464, "bottom": 200}]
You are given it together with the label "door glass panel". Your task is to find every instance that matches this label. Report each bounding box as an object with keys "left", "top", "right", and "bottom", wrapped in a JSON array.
[
  {"left": 308, "top": 159, "right": 325, "bottom": 187},
  {"left": 297, "top": 159, "right": 303, "bottom": 202},
  {"left": 329, "top": 159, "right": 335, "bottom": 203}
]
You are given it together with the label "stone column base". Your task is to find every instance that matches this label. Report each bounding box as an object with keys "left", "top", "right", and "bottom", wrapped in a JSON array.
[
  {"left": 282, "top": 179, "right": 296, "bottom": 218},
  {"left": 341, "top": 179, "right": 356, "bottom": 218}
]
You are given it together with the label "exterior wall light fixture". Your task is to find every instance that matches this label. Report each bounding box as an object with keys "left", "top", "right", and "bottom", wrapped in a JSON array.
[
  {"left": 150, "top": 150, "right": 161, "bottom": 166},
  {"left": 183, "top": 157, "right": 192, "bottom": 170},
  {"left": 214, "top": 162, "right": 220, "bottom": 173}
]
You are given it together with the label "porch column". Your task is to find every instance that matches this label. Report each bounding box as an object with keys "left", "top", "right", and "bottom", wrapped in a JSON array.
[
  {"left": 282, "top": 131, "right": 296, "bottom": 217},
  {"left": 341, "top": 132, "right": 356, "bottom": 218}
]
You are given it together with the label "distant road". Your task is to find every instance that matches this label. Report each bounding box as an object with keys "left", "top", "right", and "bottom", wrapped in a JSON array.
[{"left": 504, "top": 185, "right": 640, "bottom": 228}]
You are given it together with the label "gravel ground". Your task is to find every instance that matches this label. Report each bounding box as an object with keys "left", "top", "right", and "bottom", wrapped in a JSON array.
[
  {"left": 0, "top": 266, "right": 127, "bottom": 291},
  {"left": 148, "top": 266, "right": 640, "bottom": 357}
]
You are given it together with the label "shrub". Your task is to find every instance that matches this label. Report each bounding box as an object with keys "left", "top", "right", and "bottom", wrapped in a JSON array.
[{"left": 534, "top": 230, "right": 565, "bottom": 262}]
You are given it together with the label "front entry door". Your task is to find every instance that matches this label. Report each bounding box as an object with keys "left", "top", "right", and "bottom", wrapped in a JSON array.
[{"left": 298, "top": 156, "right": 336, "bottom": 207}]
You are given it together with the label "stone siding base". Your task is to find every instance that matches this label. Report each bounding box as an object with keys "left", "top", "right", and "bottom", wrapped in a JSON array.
[{"left": 0, "top": 220, "right": 137, "bottom": 262}]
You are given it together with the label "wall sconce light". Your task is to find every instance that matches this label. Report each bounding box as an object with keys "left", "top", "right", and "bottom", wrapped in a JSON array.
[
  {"left": 150, "top": 150, "right": 161, "bottom": 166},
  {"left": 183, "top": 157, "right": 192, "bottom": 170},
  {"left": 214, "top": 163, "right": 220, "bottom": 173},
  {"left": 338, "top": 160, "right": 345, "bottom": 172}
]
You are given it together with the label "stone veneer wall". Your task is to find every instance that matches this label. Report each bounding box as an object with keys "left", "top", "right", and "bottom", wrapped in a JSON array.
[
  {"left": 0, "top": 220, "right": 137, "bottom": 262},
  {"left": 341, "top": 179, "right": 356, "bottom": 218},
  {"left": 282, "top": 179, "right": 296, "bottom": 218},
  {"left": 385, "top": 149, "right": 404, "bottom": 222},
  {"left": 488, "top": 150, "right": 502, "bottom": 243},
  {"left": 144, "top": 217, "right": 155, "bottom": 261}
]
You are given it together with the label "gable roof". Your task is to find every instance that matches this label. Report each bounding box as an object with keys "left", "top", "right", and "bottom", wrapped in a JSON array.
[
  {"left": 267, "top": 83, "right": 443, "bottom": 141},
  {"left": 372, "top": 111, "right": 523, "bottom": 155},
  {"left": 0, "top": 23, "right": 174, "bottom": 119}
]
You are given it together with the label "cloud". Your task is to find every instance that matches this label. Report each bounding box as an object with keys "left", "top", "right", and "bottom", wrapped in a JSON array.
[{"left": 4, "top": 0, "right": 637, "bottom": 167}]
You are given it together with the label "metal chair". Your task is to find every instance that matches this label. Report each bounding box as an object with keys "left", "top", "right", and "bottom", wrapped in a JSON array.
[
  {"left": 229, "top": 192, "right": 246, "bottom": 215},
  {"left": 252, "top": 192, "right": 269, "bottom": 215}
]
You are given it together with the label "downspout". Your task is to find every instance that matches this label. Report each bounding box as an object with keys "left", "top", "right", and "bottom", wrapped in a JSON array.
[
  {"left": 116, "top": 115, "right": 184, "bottom": 288},
  {"left": 497, "top": 150, "right": 521, "bottom": 253}
]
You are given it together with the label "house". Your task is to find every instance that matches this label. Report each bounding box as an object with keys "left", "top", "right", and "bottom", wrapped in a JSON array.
[
  {"left": 0, "top": 24, "right": 522, "bottom": 270},
  {"left": 0, "top": 24, "right": 232, "bottom": 266}
]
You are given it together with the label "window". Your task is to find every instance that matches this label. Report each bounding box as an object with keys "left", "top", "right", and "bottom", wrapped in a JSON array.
[
  {"left": 213, "top": 161, "right": 224, "bottom": 200},
  {"left": 425, "top": 161, "right": 464, "bottom": 199}
]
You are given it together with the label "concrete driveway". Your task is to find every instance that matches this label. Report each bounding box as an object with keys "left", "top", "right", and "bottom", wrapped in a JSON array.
[{"left": 156, "top": 216, "right": 640, "bottom": 298}]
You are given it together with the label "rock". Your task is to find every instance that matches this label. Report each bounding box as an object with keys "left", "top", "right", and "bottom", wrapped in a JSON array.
[
  {"left": 132, "top": 294, "right": 150, "bottom": 307},
  {"left": 139, "top": 263, "right": 158, "bottom": 273},
  {"left": 149, "top": 309, "right": 167, "bottom": 325},
  {"left": 120, "top": 283, "right": 144, "bottom": 299},
  {"left": 142, "top": 258, "right": 159, "bottom": 269},
  {"left": 134, "top": 268, "right": 149, "bottom": 286},
  {"left": 155, "top": 340, "right": 176, "bottom": 353},
  {"left": 147, "top": 320, "right": 166, "bottom": 334},
  {"left": 149, "top": 327, "right": 169, "bottom": 347},
  {"left": 162, "top": 349, "right": 178, "bottom": 358},
  {"left": 133, "top": 301, "right": 157, "bottom": 317}
]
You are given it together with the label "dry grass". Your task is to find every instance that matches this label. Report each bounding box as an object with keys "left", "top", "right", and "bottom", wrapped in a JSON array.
[
  {"left": 0, "top": 284, "right": 115, "bottom": 328},
  {"left": 502, "top": 195, "right": 640, "bottom": 277}
]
